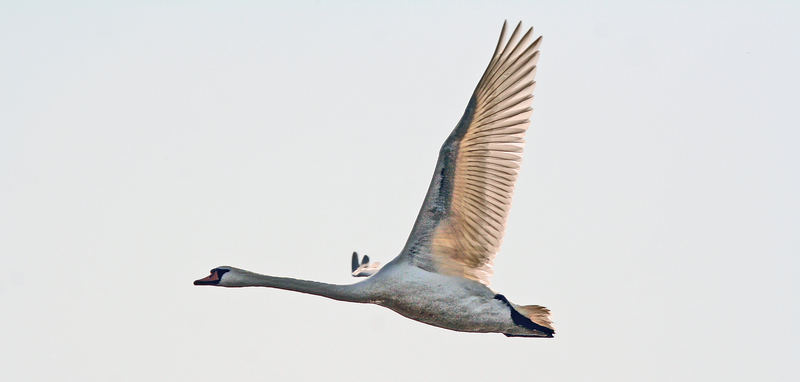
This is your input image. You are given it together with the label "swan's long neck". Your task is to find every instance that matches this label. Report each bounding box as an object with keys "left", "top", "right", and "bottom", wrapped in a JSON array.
[{"left": 225, "top": 268, "right": 371, "bottom": 303}]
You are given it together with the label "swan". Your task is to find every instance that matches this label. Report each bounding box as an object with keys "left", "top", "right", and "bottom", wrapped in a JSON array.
[{"left": 195, "top": 21, "right": 554, "bottom": 337}]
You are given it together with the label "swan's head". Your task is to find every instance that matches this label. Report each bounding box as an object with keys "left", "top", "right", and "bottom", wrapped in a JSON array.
[
  {"left": 194, "top": 266, "right": 259, "bottom": 287},
  {"left": 194, "top": 267, "right": 234, "bottom": 286}
]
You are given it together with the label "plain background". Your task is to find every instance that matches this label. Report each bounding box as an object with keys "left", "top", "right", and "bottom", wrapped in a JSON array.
[{"left": 2, "top": 1, "right": 798, "bottom": 381}]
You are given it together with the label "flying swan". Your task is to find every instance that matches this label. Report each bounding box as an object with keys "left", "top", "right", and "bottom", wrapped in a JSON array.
[{"left": 195, "top": 21, "right": 554, "bottom": 338}]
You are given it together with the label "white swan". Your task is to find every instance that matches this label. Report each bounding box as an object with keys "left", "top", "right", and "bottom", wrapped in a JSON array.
[{"left": 195, "top": 21, "right": 554, "bottom": 337}]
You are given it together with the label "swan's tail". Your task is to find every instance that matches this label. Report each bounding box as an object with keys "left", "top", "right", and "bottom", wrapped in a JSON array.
[
  {"left": 494, "top": 294, "right": 555, "bottom": 337},
  {"left": 515, "top": 304, "right": 554, "bottom": 331}
]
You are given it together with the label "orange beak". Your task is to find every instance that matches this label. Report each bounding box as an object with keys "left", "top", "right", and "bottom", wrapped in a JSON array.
[{"left": 194, "top": 270, "right": 220, "bottom": 285}]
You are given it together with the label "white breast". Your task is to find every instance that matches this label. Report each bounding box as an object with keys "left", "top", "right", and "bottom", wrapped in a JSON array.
[{"left": 365, "top": 262, "right": 513, "bottom": 333}]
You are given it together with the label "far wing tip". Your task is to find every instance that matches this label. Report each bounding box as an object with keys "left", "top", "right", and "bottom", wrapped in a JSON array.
[{"left": 351, "top": 252, "right": 359, "bottom": 272}]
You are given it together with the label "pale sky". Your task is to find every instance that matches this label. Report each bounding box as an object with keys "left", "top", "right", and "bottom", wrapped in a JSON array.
[{"left": 2, "top": 1, "right": 798, "bottom": 381}]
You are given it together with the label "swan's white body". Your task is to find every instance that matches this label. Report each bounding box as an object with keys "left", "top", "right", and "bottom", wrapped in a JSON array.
[
  {"left": 216, "top": 258, "right": 551, "bottom": 337},
  {"left": 366, "top": 260, "right": 522, "bottom": 335},
  {"left": 195, "top": 22, "right": 554, "bottom": 338}
]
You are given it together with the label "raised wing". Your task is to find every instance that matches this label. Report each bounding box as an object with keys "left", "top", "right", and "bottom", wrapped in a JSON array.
[{"left": 398, "top": 22, "right": 541, "bottom": 286}]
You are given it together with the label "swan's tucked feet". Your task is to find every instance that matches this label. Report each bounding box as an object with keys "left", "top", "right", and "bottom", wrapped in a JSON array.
[{"left": 350, "top": 251, "right": 381, "bottom": 277}]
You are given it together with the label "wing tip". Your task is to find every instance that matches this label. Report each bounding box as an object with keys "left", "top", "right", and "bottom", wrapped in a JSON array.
[{"left": 351, "top": 251, "right": 359, "bottom": 272}]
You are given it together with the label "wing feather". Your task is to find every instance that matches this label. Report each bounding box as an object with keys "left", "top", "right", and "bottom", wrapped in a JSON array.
[{"left": 398, "top": 21, "right": 541, "bottom": 285}]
